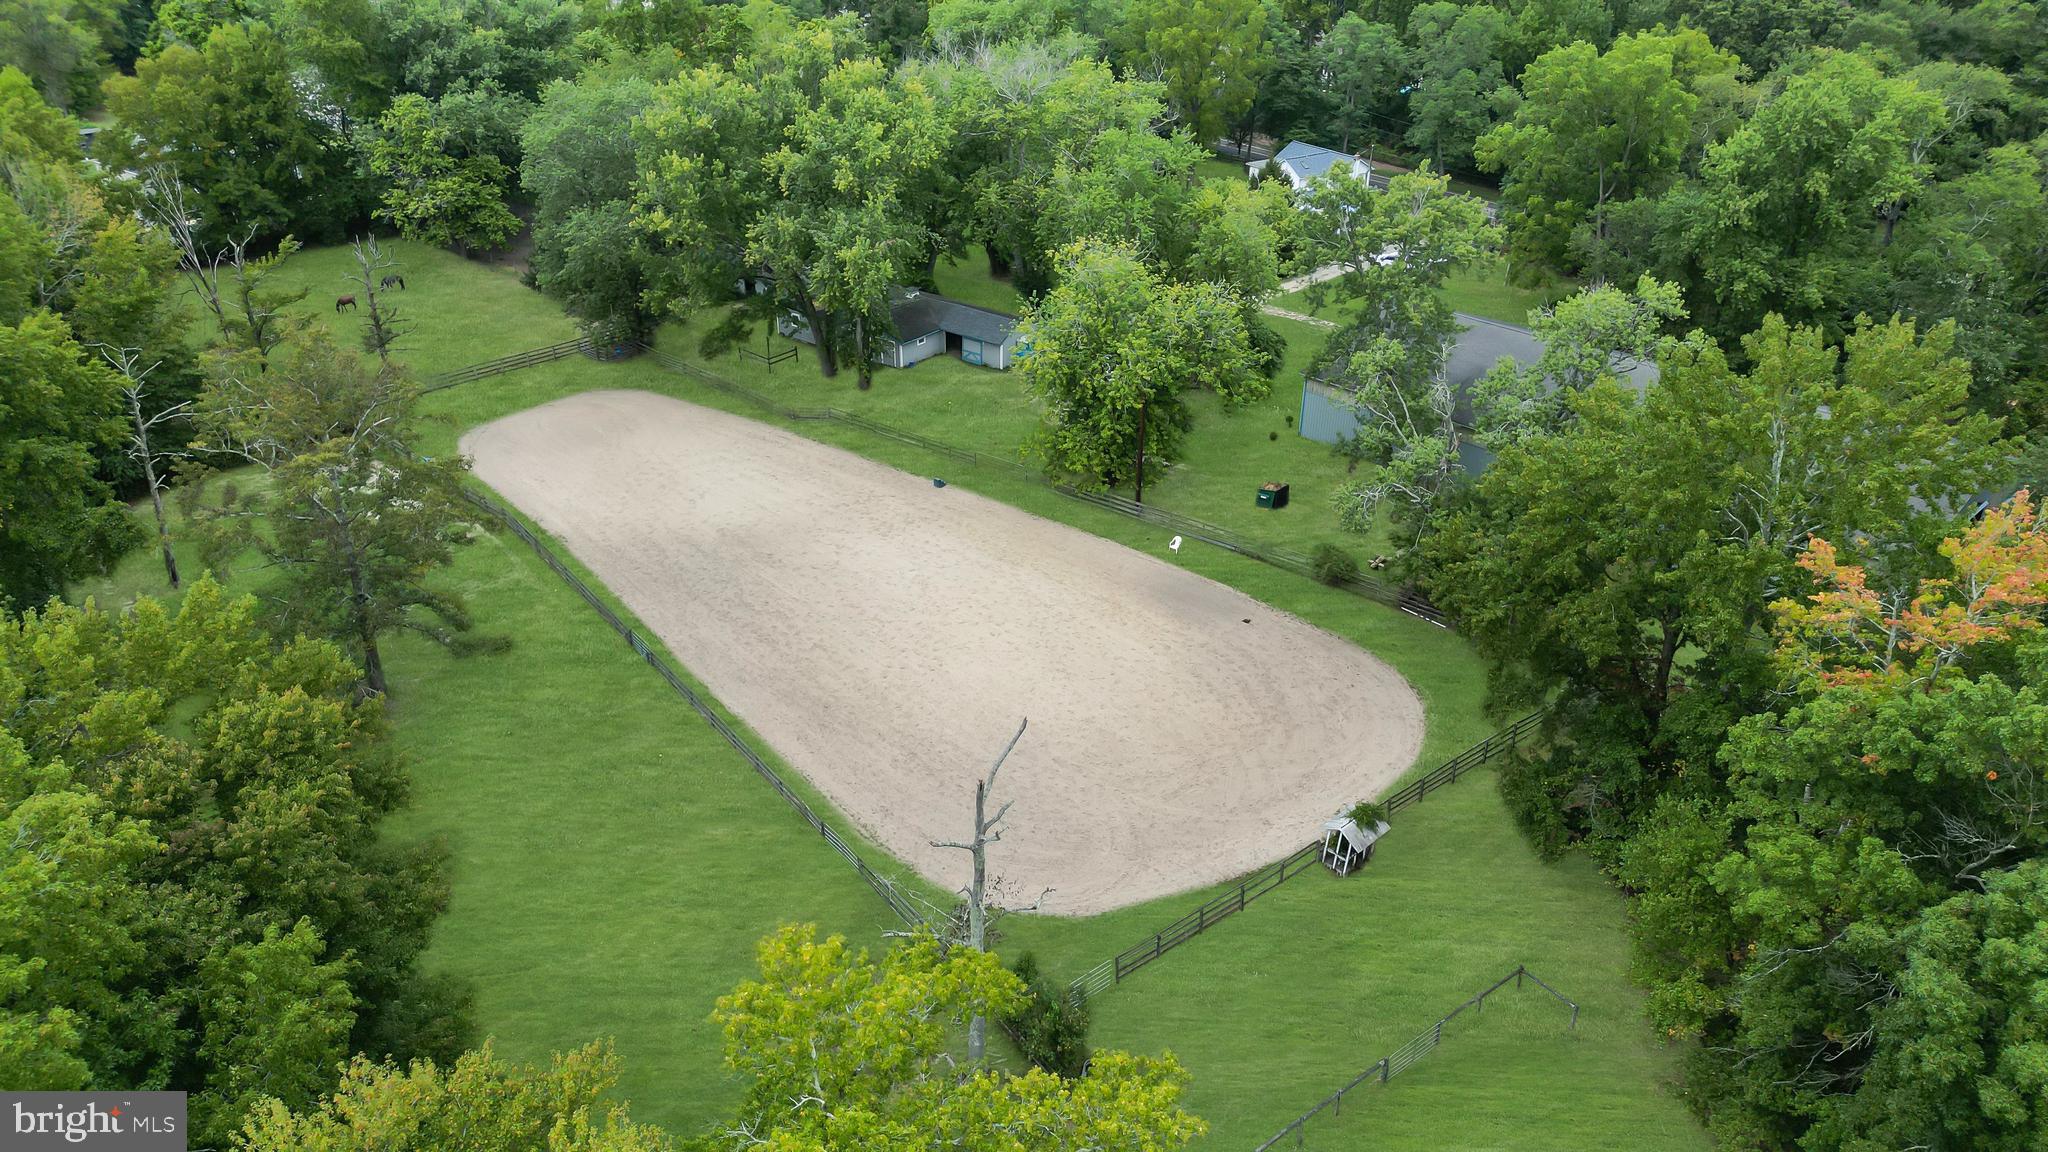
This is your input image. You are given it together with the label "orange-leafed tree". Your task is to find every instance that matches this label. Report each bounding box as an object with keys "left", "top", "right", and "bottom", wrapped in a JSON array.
[{"left": 1771, "top": 489, "right": 2047, "bottom": 690}]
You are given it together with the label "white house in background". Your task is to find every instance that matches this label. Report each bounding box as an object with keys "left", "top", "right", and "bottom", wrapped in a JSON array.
[
  {"left": 778, "top": 288, "right": 1025, "bottom": 371},
  {"left": 1250, "top": 140, "right": 1392, "bottom": 193}
]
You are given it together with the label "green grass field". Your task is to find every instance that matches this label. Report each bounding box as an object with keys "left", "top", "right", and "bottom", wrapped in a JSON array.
[{"left": 76, "top": 238, "right": 1706, "bottom": 1149}]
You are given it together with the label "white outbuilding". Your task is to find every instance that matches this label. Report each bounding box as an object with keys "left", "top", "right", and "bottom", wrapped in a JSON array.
[{"left": 1321, "top": 814, "right": 1390, "bottom": 875}]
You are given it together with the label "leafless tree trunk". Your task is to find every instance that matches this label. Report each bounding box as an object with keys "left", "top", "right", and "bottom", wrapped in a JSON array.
[
  {"left": 932, "top": 718, "right": 1028, "bottom": 1065},
  {"left": 349, "top": 235, "right": 407, "bottom": 365},
  {"left": 140, "top": 168, "right": 229, "bottom": 333},
  {"left": 99, "top": 346, "right": 188, "bottom": 589}
]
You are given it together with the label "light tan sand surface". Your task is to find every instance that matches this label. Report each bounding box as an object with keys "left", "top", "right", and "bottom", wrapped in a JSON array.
[{"left": 462, "top": 390, "right": 1425, "bottom": 915}]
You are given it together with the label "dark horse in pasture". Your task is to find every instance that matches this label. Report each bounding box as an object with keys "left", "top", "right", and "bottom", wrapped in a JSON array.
[
  {"left": 380, "top": 274, "right": 406, "bottom": 291},
  {"left": 335, "top": 295, "right": 357, "bottom": 312}
]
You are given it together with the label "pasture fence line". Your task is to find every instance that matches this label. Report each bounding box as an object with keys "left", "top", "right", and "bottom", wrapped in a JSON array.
[
  {"left": 421, "top": 338, "right": 601, "bottom": 392},
  {"left": 633, "top": 344, "right": 1448, "bottom": 626},
  {"left": 424, "top": 342, "right": 1517, "bottom": 984},
  {"left": 1252, "top": 965, "right": 1578, "bottom": 1152},
  {"left": 1065, "top": 710, "right": 1545, "bottom": 1002},
  {"left": 458, "top": 486, "right": 927, "bottom": 930}
]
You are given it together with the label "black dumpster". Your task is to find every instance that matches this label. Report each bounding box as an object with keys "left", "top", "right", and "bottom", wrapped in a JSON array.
[{"left": 1257, "top": 482, "right": 1290, "bottom": 509}]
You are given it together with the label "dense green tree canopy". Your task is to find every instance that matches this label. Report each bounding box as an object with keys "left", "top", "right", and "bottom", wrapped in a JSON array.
[
  {"left": 0, "top": 310, "right": 132, "bottom": 608},
  {"left": 1019, "top": 238, "right": 1264, "bottom": 498},
  {"left": 714, "top": 925, "right": 1209, "bottom": 1151},
  {"left": 636, "top": 20, "right": 945, "bottom": 382},
  {"left": 1, "top": 580, "right": 466, "bottom": 1133},
  {"left": 1685, "top": 52, "right": 1948, "bottom": 339},
  {"left": 368, "top": 92, "right": 523, "bottom": 253},
  {"left": 101, "top": 21, "right": 346, "bottom": 242},
  {"left": 1622, "top": 498, "right": 2047, "bottom": 1149},
  {"left": 1428, "top": 315, "right": 2010, "bottom": 854},
  {"left": 1477, "top": 28, "right": 1738, "bottom": 278},
  {"left": 1114, "top": 0, "right": 1268, "bottom": 144}
]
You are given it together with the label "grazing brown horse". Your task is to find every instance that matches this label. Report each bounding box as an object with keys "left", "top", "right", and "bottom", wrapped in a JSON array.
[
  {"left": 335, "top": 295, "right": 357, "bottom": 312},
  {"left": 379, "top": 274, "right": 405, "bottom": 291}
]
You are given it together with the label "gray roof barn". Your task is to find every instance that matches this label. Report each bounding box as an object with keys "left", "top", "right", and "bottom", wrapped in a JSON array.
[
  {"left": 889, "top": 290, "right": 1016, "bottom": 344},
  {"left": 1298, "top": 312, "right": 1662, "bottom": 474},
  {"left": 778, "top": 287, "right": 1024, "bottom": 370}
]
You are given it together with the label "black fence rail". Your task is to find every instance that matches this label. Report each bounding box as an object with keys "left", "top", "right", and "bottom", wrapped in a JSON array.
[
  {"left": 1253, "top": 966, "right": 1578, "bottom": 1152},
  {"left": 637, "top": 344, "right": 1446, "bottom": 624},
  {"left": 738, "top": 344, "right": 797, "bottom": 367},
  {"left": 422, "top": 338, "right": 597, "bottom": 392},
  {"left": 434, "top": 341, "right": 1485, "bottom": 969},
  {"left": 1067, "top": 710, "right": 1544, "bottom": 1002},
  {"left": 459, "top": 487, "right": 926, "bottom": 930}
]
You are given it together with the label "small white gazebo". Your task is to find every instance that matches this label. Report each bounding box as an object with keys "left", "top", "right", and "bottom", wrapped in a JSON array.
[{"left": 1321, "top": 815, "right": 1390, "bottom": 876}]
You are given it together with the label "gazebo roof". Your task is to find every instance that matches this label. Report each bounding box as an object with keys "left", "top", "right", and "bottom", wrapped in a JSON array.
[{"left": 1322, "top": 816, "right": 1390, "bottom": 854}]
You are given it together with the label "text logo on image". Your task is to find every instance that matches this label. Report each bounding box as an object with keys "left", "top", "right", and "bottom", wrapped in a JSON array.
[{"left": 5, "top": 1092, "right": 186, "bottom": 1150}]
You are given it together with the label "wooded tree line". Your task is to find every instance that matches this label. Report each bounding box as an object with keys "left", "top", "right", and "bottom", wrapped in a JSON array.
[{"left": 6, "top": 0, "right": 2048, "bottom": 1147}]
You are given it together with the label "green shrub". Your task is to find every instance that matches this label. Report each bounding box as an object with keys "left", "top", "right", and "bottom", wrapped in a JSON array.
[
  {"left": 1004, "top": 953, "right": 1090, "bottom": 1077},
  {"left": 1347, "top": 800, "right": 1388, "bottom": 829},
  {"left": 1311, "top": 543, "right": 1360, "bottom": 586}
]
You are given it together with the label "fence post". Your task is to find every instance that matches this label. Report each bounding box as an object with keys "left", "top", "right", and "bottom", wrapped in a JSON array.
[{"left": 1379, "top": 1058, "right": 1389, "bottom": 1084}]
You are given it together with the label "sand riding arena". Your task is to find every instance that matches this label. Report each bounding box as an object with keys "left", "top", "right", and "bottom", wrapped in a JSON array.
[{"left": 463, "top": 390, "right": 1425, "bottom": 916}]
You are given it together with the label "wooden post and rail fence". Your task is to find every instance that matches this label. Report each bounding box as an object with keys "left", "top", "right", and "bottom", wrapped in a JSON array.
[
  {"left": 1251, "top": 965, "right": 1579, "bottom": 1151},
  {"left": 420, "top": 340, "right": 1545, "bottom": 998}
]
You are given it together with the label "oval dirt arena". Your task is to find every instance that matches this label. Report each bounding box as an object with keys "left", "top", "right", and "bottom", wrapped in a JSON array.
[{"left": 463, "top": 390, "right": 1425, "bottom": 915}]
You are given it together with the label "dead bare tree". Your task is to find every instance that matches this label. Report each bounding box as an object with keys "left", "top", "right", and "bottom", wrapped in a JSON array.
[
  {"left": 99, "top": 345, "right": 189, "bottom": 589},
  {"left": 139, "top": 168, "right": 306, "bottom": 366},
  {"left": 347, "top": 235, "right": 409, "bottom": 365},
  {"left": 932, "top": 717, "right": 1029, "bottom": 1065},
  {"left": 140, "top": 168, "right": 229, "bottom": 333}
]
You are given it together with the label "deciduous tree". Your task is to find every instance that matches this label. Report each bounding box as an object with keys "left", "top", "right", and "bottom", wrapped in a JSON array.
[
  {"left": 1114, "top": 0, "right": 1269, "bottom": 144},
  {"left": 714, "top": 925, "right": 1207, "bottom": 1151},
  {"left": 1476, "top": 29, "right": 1738, "bottom": 279},
  {"left": 1403, "top": 1, "right": 1511, "bottom": 172},
  {"left": 0, "top": 310, "right": 132, "bottom": 607},
  {"left": 1471, "top": 273, "right": 1689, "bottom": 446},
  {"left": 1297, "top": 163, "right": 1496, "bottom": 542},
  {"left": 635, "top": 25, "right": 945, "bottom": 382},
  {"left": 189, "top": 330, "right": 476, "bottom": 696},
  {"left": 367, "top": 93, "right": 523, "bottom": 254},
  {"left": 1425, "top": 316, "right": 2010, "bottom": 855},
  {"left": 240, "top": 1039, "right": 667, "bottom": 1152},
  {"left": 1019, "top": 239, "right": 1264, "bottom": 500},
  {"left": 101, "top": 21, "right": 342, "bottom": 242},
  {"left": 1319, "top": 14, "right": 1408, "bottom": 155},
  {"left": 1684, "top": 53, "right": 1946, "bottom": 340},
  {"left": 1621, "top": 496, "right": 2047, "bottom": 1148}
]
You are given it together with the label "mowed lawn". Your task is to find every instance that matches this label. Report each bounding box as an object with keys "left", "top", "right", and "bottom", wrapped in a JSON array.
[
  {"left": 1281, "top": 257, "right": 1571, "bottom": 328},
  {"left": 92, "top": 237, "right": 1707, "bottom": 1149}
]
